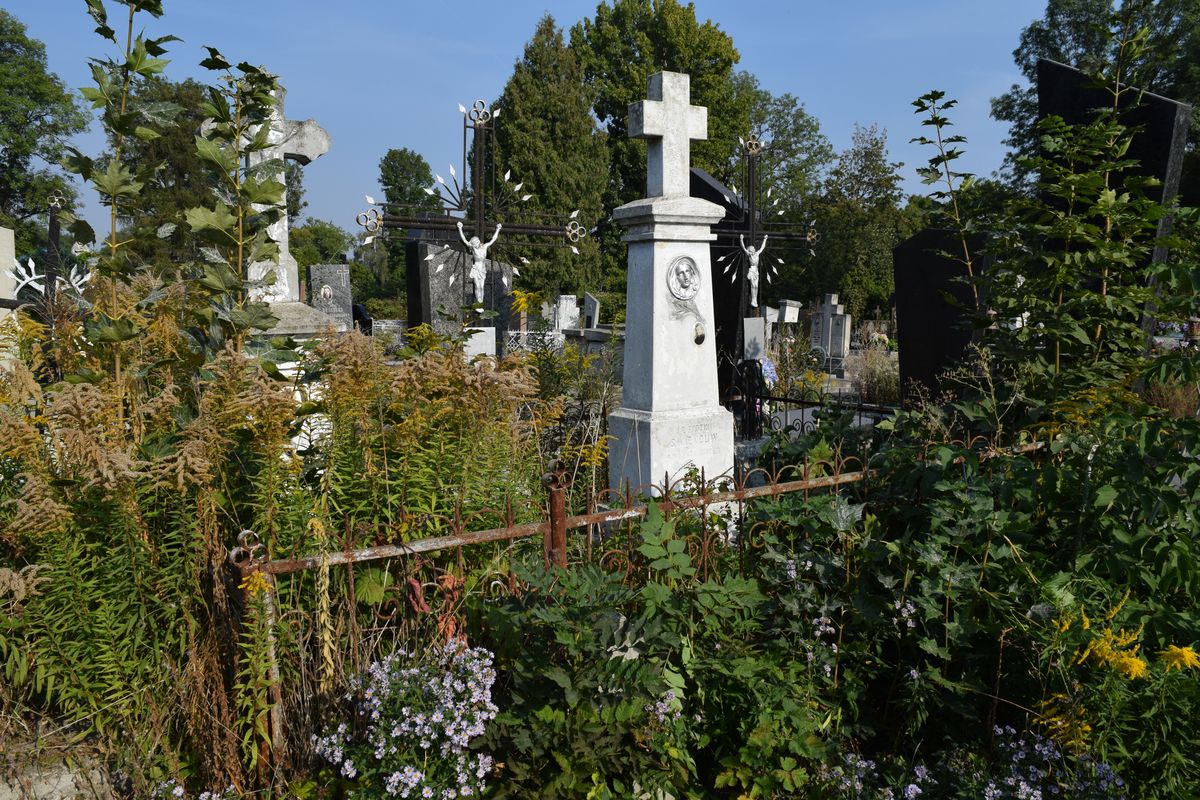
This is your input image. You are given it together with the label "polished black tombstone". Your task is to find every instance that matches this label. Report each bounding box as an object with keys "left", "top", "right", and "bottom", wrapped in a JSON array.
[
  {"left": 892, "top": 230, "right": 992, "bottom": 404},
  {"left": 404, "top": 228, "right": 514, "bottom": 338},
  {"left": 1038, "top": 58, "right": 1192, "bottom": 333},
  {"left": 1038, "top": 59, "right": 1190, "bottom": 210},
  {"left": 893, "top": 63, "right": 1192, "bottom": 405}
]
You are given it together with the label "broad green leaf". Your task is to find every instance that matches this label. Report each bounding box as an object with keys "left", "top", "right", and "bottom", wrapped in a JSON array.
[
  {"left": 1093, "top": 485, "right": 1118, "bottom": 508},
  {"left": 84, "top": 315, "right": 141, "bottom": 344},
  {"left": 185, "top": 203, "right": 237, "bottom": 237},
  {"left": 229, "top": 302, "right": 279, "bottom": 332},
  {"left": 353, "top": 568, "right": 392, "bottom": 605},
  {"left": 92, "top": 159, "right": 143, "bottom": 200}
]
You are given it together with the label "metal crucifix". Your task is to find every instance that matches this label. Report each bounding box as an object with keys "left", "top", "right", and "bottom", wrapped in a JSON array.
[
  {"left": 716, "top": 134, "right": 819, "bottom": 313},
  {"left": 355, "top": 99, "right": 586, "bottom": 313}
]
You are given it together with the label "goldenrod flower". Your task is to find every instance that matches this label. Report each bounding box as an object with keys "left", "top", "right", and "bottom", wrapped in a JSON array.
[
  {"left": 239, "top": 570, "right": 271, "bottom": 598},
  {"left": 1111, "top": 654, "right": 1148, "bottom": 680},
  {"left": 1158, "top": 645, "right": 1200, "bottom": 672}
]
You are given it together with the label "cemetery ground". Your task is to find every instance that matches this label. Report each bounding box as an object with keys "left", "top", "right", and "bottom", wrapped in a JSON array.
[{"left": 3, "top": 3, "right": 1200, "bottom": 800}]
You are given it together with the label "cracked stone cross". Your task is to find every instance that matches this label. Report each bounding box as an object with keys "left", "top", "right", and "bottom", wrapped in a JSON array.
[{"left": 627, "top": 72, "right": 708, "bottom": 198}]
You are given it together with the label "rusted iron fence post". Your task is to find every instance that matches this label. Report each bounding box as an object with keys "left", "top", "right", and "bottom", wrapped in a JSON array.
[
  {"left": 542, "top": 461, "right": 570, "bottom": 568},
  {"left": 228, "top": 530, "right": 287, "bottom": 765}
]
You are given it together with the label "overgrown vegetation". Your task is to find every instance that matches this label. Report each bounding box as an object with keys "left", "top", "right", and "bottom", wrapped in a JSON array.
[{"left": 0, "top": 2, "right": 1197, "bottom": 799}]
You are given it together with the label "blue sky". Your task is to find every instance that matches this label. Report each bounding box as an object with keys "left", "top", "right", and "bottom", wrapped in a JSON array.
[{"left": 13, "top": 1, "right": 1046, "bottom": 236}]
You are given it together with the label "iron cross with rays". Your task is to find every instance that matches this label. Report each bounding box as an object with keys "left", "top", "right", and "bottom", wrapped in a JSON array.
[
  {"left": 356, "top": 99, "right": 586, "bottom": 310},
  {"left": 714, "top": 133, "right": 819, "bottom": 316}
]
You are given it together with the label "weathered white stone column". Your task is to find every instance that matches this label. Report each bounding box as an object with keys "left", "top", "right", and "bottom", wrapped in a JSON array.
[
  {"left": 0, "top": 227, "right": 15, "bottom": 328},
  {"left": 608, "top": 72, "right": 735, "bottom": 495}
]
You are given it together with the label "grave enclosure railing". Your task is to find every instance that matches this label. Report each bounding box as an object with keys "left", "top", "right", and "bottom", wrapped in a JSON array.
[
  {"left": 225, "top": 439, "right": 1044, "bottom": 764},
  {"left": 226, "top": 458, "right": 876, "bottom": 761},
  {"left": 731, "top": 358, "right": 898, "bottom": 440}
]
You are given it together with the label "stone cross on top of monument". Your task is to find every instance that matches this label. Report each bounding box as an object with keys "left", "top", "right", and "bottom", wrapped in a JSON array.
[
  {"left": 248, "top": 86, "right": 331, "bottom": 306},
  {"left": 628, "top": 72, "right": 707, "bottom": 198}
]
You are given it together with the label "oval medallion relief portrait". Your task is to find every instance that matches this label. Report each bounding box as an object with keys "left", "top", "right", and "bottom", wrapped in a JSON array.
[{"left": 667, "top": 256, "right": 701, "bottom": 301}]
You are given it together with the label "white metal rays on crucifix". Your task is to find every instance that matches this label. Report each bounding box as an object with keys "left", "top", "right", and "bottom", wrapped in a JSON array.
[
  {"left": 713, "top": 133, "right": 820, "bottom": 313},
  {"left": 355, "top": 100, "right": 588, "bottom": 309}
]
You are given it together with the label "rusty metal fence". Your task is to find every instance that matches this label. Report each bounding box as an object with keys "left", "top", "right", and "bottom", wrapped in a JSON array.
[
  {"left": 224, "top": 439, "right": 1043, "bottom": 763},
  {"left": 225, "top": 456, "right": 878, "bottom": 760}
]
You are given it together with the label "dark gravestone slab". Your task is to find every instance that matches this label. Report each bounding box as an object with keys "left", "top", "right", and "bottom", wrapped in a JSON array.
[
  {"left": 1038, "top": 59, "right": 1192, "bottom": 333},
  {"left": 308, "top": 263, "right": 352, "bottom": 331},
  {"left": 1038, "top": 59, "right": 1190, "bottom": 210},
  {"left": 404, "top": 234, "right": 514, "bottom": 339},
  {"left": 892, "top": 229, "right": 993, "bottom": 404},
  {"left": 690, "top": 167, "right": 748, "bottom": 402}
]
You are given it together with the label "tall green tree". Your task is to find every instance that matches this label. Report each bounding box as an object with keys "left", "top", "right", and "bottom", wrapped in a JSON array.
[
  {"left": 285, "top": 161, "right": 307, "bottom": 224},
  {"left": 374, "top": 147, "right": 440, "bottom": 285},
  {"left": 291, "top": 217, "right": 352, "bottom": 271},
  {"left": 379, "top": 147, "right": 439, "bottom": 210},
  {"left": 732, "top": 70, "right": 833, "bottom": 218},
  {"left": 0, "top": 9, "right": 88, "bottom": 254},
  {"left": 569, "top": 0, "right": 750, "bottom": 209},
  {"left": 495, "top": 14, "right": 609, "bottom": 296},
  {"left": 799, "top": 125, "right": 921, "bottom": 319},
  {"left": 991, "top": 0, "right": 1200, "bottom": 189},
  {"left": 111, "top": 77, "right": 210, "bottom": 267}
]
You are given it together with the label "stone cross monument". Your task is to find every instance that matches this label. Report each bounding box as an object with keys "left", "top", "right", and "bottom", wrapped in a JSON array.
[
  {"left": 247, "top": 86, "right": 331, "bottom": 304},
  {"left": 246, "top": 87, "right": 347, "bottom": 336},
  {"left": 608, "top": 72, "right": 734, "bottom": 495}
]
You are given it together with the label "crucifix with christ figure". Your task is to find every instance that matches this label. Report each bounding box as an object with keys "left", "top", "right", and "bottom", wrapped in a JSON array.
[{"left": 355, "top": 99, "right": 587, "bottom": 315}]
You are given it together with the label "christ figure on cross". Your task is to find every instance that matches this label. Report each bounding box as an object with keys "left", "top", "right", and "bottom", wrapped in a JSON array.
[
  {"left": 457, "top": 220, "right": 502, "bottom": 304},
  {"left": 740, "top": 233, "right": 768, "bottom": 308}
]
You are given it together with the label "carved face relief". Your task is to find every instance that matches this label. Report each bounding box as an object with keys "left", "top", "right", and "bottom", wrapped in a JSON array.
[{"left": 667, "top": 256, "right": 700, "bottom": 301}]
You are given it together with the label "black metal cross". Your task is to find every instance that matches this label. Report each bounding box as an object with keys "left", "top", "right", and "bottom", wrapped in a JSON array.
[
  {"left": 715, "top": 134, "right": 819, "bottom": 320},
  {"left": 356, "top": 99, "right": 585, "bottom": 307}
]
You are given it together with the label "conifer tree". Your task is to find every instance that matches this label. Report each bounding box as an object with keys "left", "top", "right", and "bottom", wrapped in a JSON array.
[{"left": 496, "top": 15, "right": 610, "bottom": 295}]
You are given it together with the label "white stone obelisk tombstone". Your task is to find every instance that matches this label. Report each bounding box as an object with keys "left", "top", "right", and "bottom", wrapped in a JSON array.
[{"left": 608, "top": 72, "right": 734, "bottom": 495}]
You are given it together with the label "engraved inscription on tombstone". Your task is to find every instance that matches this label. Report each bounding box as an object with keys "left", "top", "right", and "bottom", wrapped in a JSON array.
[{"left": 308, "top": 264, "right": 353, "bottom": 331}]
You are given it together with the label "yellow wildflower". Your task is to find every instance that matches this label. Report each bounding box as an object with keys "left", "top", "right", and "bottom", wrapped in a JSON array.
[
  {"left": 1036, "top": 693, "right": 1092, "bottom": 752},
  {"left": 1110, "top": 654, "right": 1148, "bottom": 680},
  {"left": 1158, "top": 645, "right": 1200, "bottom": 672},
  {"left": 1104, "top": 589, "right": 1130, "bottom": 621},
  {"left": 239, "top": 570, "right": 271, "bottom": 598}
]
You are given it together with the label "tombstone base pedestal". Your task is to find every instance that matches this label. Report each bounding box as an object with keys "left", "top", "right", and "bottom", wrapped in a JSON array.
[
  {"left": 608, "top": 405, "right": 734, "bottom": 496},
  {"left": 259, "top": 301, "right": 347, "bottom": 338}
]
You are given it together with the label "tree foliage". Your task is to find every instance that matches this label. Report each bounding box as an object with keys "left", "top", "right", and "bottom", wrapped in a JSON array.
[
  {"left": 374, "top": 146, "right": 439, "bottom": 283},
  {"left": 734, "top": 70, "right": 834, "bottom": 219},
  {"left": 795, "top": 125, "right": 922, "bottom": 319},
  {"left": 496, "top": 14, "right": 610, "bottom": 295},
  {"left": 112, "top": 77, "right": 211, "bottom": 267},
  {"left": 570, "top": 0, "right": 750, "bottom": 208},
  {"left": 291, "top": 217, "right": 352, "bottom": 271},
  {"left": 0, "top": 9, "right": 88, "bottom": 253},
  {"left": 991, "top": 0, "right": 1200, "bottom": 190},
  {"left": 285, "top": 160, "right": 307, "bottom": 224}
]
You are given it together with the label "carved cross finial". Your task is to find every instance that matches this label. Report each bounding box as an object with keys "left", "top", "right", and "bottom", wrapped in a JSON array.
[{"left": 627, "top": 72, "right": 707, "bottom": 198}]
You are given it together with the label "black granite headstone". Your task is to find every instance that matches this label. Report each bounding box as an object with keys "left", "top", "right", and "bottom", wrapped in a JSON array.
[
  {"left": 892, "top": 229, "right": 993, "bottom": 403},
  {"left": 1038, "top": 59, "right": 1190, "bottom": 209},
  {"left": 404, "top": 233, "right": 514, "bottom": 339},
  {"left": 690, "top": 168, "right": 750, "bottom": 402},
  {"left": 893, "top": 63, "right": 1192, "bottom": 406}
]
